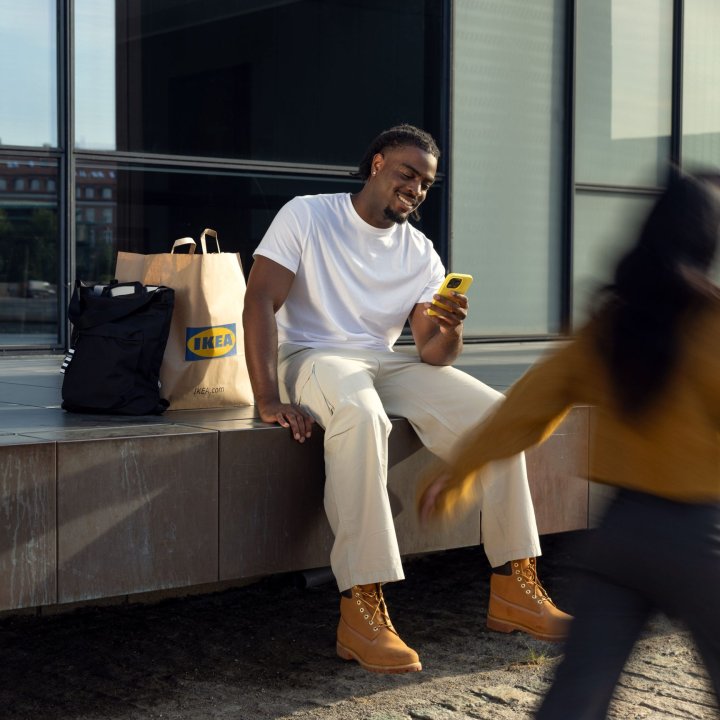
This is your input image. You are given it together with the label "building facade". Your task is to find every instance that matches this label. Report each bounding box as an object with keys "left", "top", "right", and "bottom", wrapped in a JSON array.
[{"left": 0, "top": 0, "right": 718, "bottom": 351}]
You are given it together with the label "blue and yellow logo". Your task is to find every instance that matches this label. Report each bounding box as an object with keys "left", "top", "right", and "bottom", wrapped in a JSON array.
[{"left": 185, "top": 324, "right": 237, "bottom": 361}]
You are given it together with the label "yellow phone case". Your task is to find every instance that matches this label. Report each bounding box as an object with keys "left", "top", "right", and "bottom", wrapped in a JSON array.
[{"left": 427, "top": 273, "right": 474, "bottom": 316}]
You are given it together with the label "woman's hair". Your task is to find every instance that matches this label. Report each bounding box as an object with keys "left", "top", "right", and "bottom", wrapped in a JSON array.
[
  {"left": 352, "top": 124, "right": 440, "bottom": 182},
  {"left": 595, "top": 170, "right": 720, "bottom": 417}
]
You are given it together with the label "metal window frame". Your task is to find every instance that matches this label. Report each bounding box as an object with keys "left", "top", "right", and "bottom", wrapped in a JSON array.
[
  {"left": 559, "top": 0, "right": 577, "bottom": 335},
  {"left": 671, "top": 0, "right": 684, "bottom": 166},
  {"left": 59, "top": 0, "right": 74, "bottom": 352}
]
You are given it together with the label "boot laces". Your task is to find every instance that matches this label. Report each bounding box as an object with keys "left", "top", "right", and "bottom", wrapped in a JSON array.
[
  {"left": 516, "top": 559, "right": 555, "bottom": 605},
  {"left": 355, "top": 584, "right": 394, "bottom": 631}
]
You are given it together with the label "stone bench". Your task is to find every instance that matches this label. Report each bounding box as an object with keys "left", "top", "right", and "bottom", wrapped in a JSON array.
[{"left": 0, "top": 404, "right": 592, "bottom": 613}]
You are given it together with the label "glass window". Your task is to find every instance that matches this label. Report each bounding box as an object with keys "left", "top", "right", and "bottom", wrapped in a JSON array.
[
  {"left": 451, "top": 0, "right": 566, "bottom": 335},
  {"left": 572, "top": 190, "right": 656, "bottom": 325},
  {"left": 682, "top": 0, "right": 720, "bottom": 168},
  {"left": 75, "top": 163, "right": 444, "bottom": 287},
  {"left": 0, "top": 157, "right": 60, "bottom": 346},
  {"left": 74, "top": 0, "right": 445, "bottom": 164},
  {"left": 575, "top": 0, "right": 673, "bottom": 187},
  {"left": 0, "top": 1, "right": 57, "bottom": 148}
]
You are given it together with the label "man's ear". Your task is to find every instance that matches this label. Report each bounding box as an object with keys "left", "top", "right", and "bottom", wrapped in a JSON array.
[{"left": 371, "top": 152, "right": 385, "bottom": 177}]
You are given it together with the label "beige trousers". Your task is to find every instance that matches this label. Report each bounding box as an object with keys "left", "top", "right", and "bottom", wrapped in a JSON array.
[{"left": 278, "top": 345, "right": 541, "bottom": 592}]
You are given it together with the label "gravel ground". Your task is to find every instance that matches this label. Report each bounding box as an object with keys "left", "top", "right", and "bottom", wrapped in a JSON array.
[{"left": 0, "top": 531, "right": 716, "bottom": 720}]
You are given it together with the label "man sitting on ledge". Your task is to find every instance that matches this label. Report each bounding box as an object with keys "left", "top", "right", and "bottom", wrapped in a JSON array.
[{"left": 242, "top": 124, "right": 571, "bottom": 674}]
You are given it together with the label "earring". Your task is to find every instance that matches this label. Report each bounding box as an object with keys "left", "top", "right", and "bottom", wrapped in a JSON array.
[{"left": 372, "top": 170, "right": 377, "bottom": 176}]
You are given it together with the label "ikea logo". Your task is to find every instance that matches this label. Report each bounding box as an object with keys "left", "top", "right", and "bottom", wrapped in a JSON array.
[{"left": 185, "top": 324, "right": 237, "bottom": 361}]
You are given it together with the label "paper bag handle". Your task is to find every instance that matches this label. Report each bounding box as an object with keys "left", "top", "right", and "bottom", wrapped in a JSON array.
[
  {"left": 200, "top": 228, "right": 221, "bottom": 254},
  {"left": 171, "top": 237, "right": 196, "bottom": 254}
]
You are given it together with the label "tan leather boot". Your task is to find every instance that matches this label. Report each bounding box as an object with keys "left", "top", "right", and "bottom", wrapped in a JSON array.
[
  {"left": 336, "top": 583, "right": 422, "bottom": 673},
  {"left": 487, "top": 558, "right": 572, "bottom": 642}
]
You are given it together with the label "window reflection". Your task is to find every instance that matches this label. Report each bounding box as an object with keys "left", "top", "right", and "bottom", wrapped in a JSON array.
[
  {"left": 75, "top": 163, "right": 443, "bottom": 289},
  {"left": 451, "top": 0, "right": 565, "bottom": 335},
  {"left": 0, "top": 158, "right": 60, "bottom": 344},
  {"left": 75, "top": 0, "right": 116, "bottom": 150},
  {"left": 575, "top": 0, "right": 672, "bottom": 187},
  {"left": 682, "top": 0, "right": 720, "bottom": 167},
  {"left": 0, "top": 2, "right": 57, "bottom": 148},
  {"left": 76, "top": 167, "right": 117, "bottom": 284},
  {"left": 572, "top": 190, "right": 656, "bottom": 326}
]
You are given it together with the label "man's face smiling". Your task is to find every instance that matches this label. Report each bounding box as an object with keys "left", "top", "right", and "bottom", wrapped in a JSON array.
[{"left": 370, "top": 146, "right": 437, "bottom": 227}]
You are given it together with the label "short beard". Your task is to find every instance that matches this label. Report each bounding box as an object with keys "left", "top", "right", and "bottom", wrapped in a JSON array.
[{"left": 383, "top": 206, "right": 409, "bottom": 224}]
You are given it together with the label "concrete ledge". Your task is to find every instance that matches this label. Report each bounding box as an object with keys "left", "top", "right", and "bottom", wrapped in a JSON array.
[
  {"left": 0, "top": 405, "right": 590, "bottom": 612},
  {"left": 0, "top": 437, "right": 57, "bottom": 610}
]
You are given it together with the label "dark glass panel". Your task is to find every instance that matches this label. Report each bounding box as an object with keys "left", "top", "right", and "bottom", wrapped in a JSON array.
[
  {"left": 0, "top": 158, "right": 60, "bottom": 345},
  {"left": 76, "top": 0, "right": 445, "bottom": 165}
]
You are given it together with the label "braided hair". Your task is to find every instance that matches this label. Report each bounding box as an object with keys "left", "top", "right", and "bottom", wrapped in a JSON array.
[{"left": 353, "top": 124, "right": 440, "bottom": 182}]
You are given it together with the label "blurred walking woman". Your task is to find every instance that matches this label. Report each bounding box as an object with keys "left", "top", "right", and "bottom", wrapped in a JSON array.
[{"left": 418, "top": 171, "right": 720, "bottom": 719}]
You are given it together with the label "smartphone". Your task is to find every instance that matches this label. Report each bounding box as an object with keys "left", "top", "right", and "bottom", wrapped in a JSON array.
[{"left": 427, "top": 273, "right": 474, "bottom": 317}]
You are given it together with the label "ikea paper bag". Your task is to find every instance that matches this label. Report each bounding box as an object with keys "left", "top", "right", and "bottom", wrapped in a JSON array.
[{"left": 115, "top": 229, "right": 254, "bottom": 409}]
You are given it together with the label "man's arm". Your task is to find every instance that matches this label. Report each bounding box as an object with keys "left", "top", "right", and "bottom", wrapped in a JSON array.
[
  {"left": 242, "top": 256, "right": 315, "bottom": 442},
  {"left": 408, "top": 289, "right": 469, "bottom": 366}
]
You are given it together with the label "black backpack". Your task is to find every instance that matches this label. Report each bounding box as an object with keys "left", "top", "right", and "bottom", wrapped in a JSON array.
[{"left": 61, "top": 280, "right": 175, "bottom": 415}]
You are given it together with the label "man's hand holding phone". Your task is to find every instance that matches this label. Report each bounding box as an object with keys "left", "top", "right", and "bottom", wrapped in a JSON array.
[{"left": 426, "top": 273, "right": 473, "bottom": 326}]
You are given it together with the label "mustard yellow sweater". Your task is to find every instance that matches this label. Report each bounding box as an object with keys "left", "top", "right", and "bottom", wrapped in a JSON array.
[{"left": 434, "top": 300, "right": 720, "bottom": 518}]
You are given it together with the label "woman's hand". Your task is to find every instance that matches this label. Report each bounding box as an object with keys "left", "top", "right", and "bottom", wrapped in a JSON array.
[{"left": 417, "top": 468, "right": 453, "bottom": 524}]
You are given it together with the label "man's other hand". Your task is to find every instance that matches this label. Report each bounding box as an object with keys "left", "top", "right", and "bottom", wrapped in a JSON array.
[{"left": 258, "top": 400, "right": 315, "bottom": 443}]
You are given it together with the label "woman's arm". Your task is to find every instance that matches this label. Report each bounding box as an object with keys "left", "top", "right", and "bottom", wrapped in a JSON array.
[{"left": 418, "top": 335, "right": 592, "bottom": 522}]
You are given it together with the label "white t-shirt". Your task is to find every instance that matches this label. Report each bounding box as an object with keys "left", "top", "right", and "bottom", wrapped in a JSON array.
[{"left": 254, "top": 192, "right": 446, "bottom": 351}]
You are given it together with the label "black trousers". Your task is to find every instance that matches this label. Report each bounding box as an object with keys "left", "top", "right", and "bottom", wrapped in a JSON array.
[{"left": 535, "top": 488, "right": 720, "bottom": 719}]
